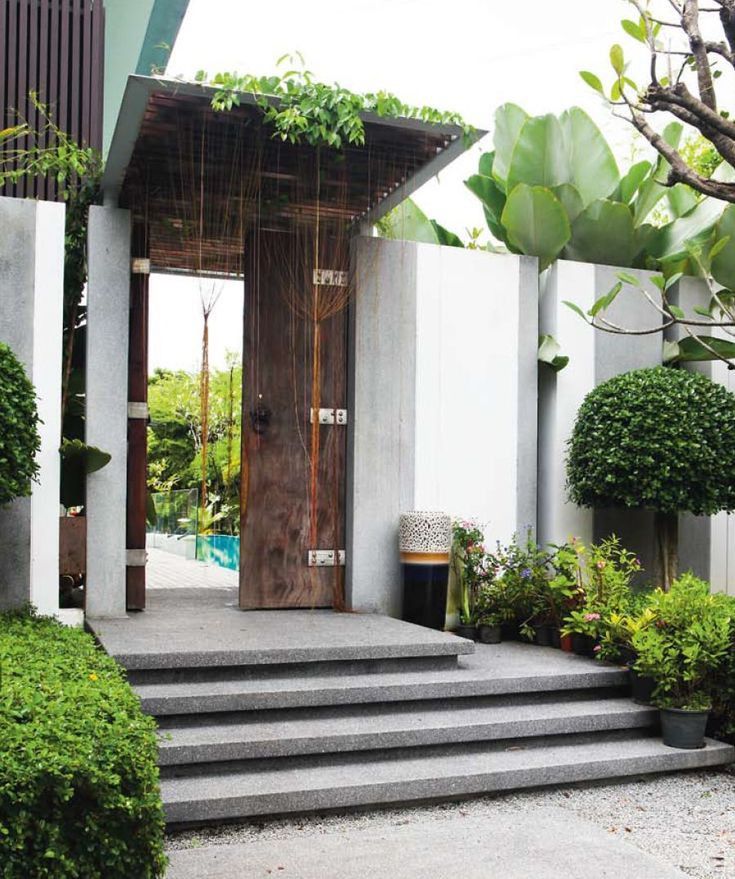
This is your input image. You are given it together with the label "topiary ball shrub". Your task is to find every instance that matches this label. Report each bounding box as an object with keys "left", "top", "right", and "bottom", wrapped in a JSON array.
[
  {"left": 0, "top": 611, "right": 167, "bottom": 878},
  {"left": 0, "top": 342, "right": 40, "bottom": 505},
  {"left": 567, "top": 366, "right": 735, "bottom": 589},
  {"left": 567, "top": 366, "right": 735, "bottom": 516}
]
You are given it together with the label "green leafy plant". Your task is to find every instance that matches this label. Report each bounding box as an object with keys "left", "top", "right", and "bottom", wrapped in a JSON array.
[
  {"left": 0, "top": 343, "right": 40, "bottom": 505},
  {"left": 198, "top": 55, "right": 473, "bottom": 149},
  {"left": 567, "top": 367, "right": 735, "bottom": 590},
  {"left": 559, "top": 537, "right": 643, "bottom": 645},
  {"left": 486, "top": 534, "right": 553, "bottom": 639},
  {"left": 464, "top": 103, "right": 670, "bottom": 270},
  {"left": 451, "top": 520, "right": 488, "bottom": 625},
  {"left": 631, "top": 574, "right": 732, "bottom": 711},
  {"left": 0, "top": 609, "right": 167, "bottom": 877}
]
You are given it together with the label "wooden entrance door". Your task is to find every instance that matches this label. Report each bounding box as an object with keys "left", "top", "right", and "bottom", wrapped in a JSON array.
[{"left": 239, "top": 229, "right": 348, "bottom": 609}]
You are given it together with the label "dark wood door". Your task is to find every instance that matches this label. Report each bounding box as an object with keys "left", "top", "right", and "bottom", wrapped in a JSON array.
[{"left": 239, "top": 229, "right": 347, "bottom": 609}]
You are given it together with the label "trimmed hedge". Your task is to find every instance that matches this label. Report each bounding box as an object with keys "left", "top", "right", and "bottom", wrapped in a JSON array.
[
  {"left": 0, "top": 343, "right": 40, "bottom": 505},
  {"left": 0, "top": 611, "right": 166, "bottom": 878},
  {"left": 567, "top": 366, "right": 735, "bottom": 515}
]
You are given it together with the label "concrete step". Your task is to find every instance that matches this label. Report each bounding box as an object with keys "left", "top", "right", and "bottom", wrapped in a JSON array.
[
  {"left": 156, "top": 695, "right": 656, "bottom": 765},
  {"left": 92, "top": 609, "right": 474, "bottom": 671},
  {"left": 160, "top": 731, "right": 735, "bottom": 824},
  {"left": 136, "top": 649, "right": 628, "bottom": 715},
  {"left": 126, "top": 654, "right": 461, "bottom": 686}
]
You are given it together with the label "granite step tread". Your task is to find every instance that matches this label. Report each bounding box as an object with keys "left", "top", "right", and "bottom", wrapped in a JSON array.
[
  {"left": 89, "top": 610, "right": 474, "bottom": 670},
  {"left": 136, "top": 656, "right": 628, "bottom": 715},
  {"left": 156, "top": 697, "right": 656, "bottom": 764},
  {"left": 160, "top": 734, "right": 735, "bottom": 823}
]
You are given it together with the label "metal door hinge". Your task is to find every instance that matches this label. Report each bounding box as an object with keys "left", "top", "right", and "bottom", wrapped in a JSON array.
[
  {"left": 313, "top": 268, "right": 348, "bottom": 287},
  {"left": 131, "top": 257, "right": 151, "bottom": 275},
  {"left": 310, "top": 408, "right": 347, "bottom": 425},
  {"left": 307, "top": 549, "right": 346, "bottom": 567}
]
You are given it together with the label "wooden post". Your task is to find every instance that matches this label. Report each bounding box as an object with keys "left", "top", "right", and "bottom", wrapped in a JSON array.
[{"left": 126, "top": 226, "right": 149, "bottom": 610}]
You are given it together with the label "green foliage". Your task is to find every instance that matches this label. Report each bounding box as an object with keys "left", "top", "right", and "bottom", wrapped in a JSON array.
[
  {"left": 0, "top": 611, "right": 166, "bottom": 878},
  {"left": 59, "top": 439, "right": 112, "bottom": 509},
  {"left": 0, "top": 343, "right": 40, "bottom": 505},
  {"left": 148, "top": 362, "right": 242, "bottom": 532},
  {"left": 375, "top": 198, "right": 464, "bottom": 248},
  {"left": 631, "top": 575, "right": 732, "bottom": 710},
  {"left": 200, "top": 56, "right": 473, "bottom": 149},
  {"left": 451, "top": 520, "right": 488, "bottom": 625},
  {"left": 500, "top": 183, "right": 570, "bottom": 270},
  {"left": 567, "top": 367, "right": 735, "bottom": 516}
]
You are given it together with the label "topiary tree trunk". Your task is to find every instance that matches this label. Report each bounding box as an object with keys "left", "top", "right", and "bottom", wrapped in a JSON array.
[{"left": 654, "top": 511, "right": 678, "bottom": 593}]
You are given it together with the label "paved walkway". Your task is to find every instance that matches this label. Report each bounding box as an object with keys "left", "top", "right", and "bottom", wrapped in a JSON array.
[
  {"left": 165, "top": 808, "right": 686, "bottom": 878},
  {"left": 147, "top": 547, "right": 238, "bottom": 590}
]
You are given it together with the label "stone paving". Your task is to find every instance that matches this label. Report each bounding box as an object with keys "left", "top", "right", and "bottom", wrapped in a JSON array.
[{"left": 147, "top": 547, "right": 238, "bottom": 590}]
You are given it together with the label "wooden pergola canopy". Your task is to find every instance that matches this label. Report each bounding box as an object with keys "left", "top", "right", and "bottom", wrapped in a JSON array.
[{"left": 103, "top": 76, "right": 483, "bottom": 275}]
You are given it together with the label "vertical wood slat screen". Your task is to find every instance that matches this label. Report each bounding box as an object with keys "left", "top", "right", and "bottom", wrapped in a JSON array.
[{"left": 0, "top": 0, "right": 105, "bottom": 200}]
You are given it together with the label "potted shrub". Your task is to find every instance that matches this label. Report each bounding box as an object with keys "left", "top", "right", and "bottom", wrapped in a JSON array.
[
  {"left": 631, "top": 575, "right": 732, "bottom": 749},
  {"left": 475, "top": 580, "right": 510, "bottom": 644},
  {"left": 451, "top": 520, "right": 488, "bottom": 639},
  {"left": 567, "top": 367, "right": 735, "bottom": 591},
  {"left": 487, "top": 533, "right": 550, "bottom": 643}
]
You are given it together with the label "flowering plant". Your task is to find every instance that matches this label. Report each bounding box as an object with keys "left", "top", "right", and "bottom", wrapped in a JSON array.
[{"left": 451, "top": 520, "right": 489, "bottom": 624}]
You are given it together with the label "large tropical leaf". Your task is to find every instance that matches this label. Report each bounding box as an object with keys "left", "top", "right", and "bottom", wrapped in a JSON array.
[
  {"left": 663, "top": 334, "right": 735, "bottom": 364},
  {"left": 711, "top": 205, "right": 735, "bottom": 289},
  {"left": 465, "top": 173, "right": 513, "bottom": 248},
  {"left": 632, "top": 122, "right": 683, "bottom": 225},
  {"left": 492, "top": 103, "right": 528, "bottom": 187},
  {"left": 667, "top": 183, "right": 699, "bottom": 218},
  {"left": 507, "top": 114, "right": 570, "bottom": 193},
  {"left": 500, "top": 184, "right": 571, "bottom": 270},
  {"left": 615, "top": 159, "right": 652, "bottom": 204},
  {"left": 377, "top": 198, "right": 441, "bottom": 244},
  {"left": 647, "top": 196, "right": 725, "bottom": 262},
  {"left": 430, "top": 220, "right": 464, "bottom": 248},
  {"left": 559, "top": 107, "right": 619, "bottom": 207},
  {"left": 552, "top": 183, "right": 584, "bottom": 223},
  {"left": 538, "top": 334, "right": 569, "bottom": 371},
  {"left": 564, "top": 199, "right": 636, "bottom": 267}
]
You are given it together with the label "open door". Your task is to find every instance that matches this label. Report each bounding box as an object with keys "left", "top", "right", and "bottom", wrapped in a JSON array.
[{"left": 239, "top": 229, "right": 348, "bottom": 609}]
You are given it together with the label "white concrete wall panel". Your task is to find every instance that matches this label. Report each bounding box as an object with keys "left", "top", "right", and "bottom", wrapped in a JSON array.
[
  {"left": 0, "top": 197, "right": 64, "bottom": 615},
  {"left": 348, "top": 238, "right": 537, "bottom": 614}
]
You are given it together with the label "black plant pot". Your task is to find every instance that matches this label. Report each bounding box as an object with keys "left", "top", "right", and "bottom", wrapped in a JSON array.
[
  {"left": 572, "top": 633, "right": 597, "bottom": 657},
  {"left": 534, "top": 624, "right": 554, "bottom": 648},
  {"left": 629, "top": 668, "right": 656, "bottom": 705},
  {"left": 617, "top": 645, "right": 637, "bottom": 668},
  {"left": 551, "top": 627, "right": 561, "bottom": 649},
  {"left": 455, "top": 623, "right": 477, "bottom": 641},
  {"left": 501, "top": 621, "right": 520, "bottom": 641},
  {"left": 660, "top": 707, "right": 709, "bottom": 750},
  {"left": 478, "top": 624, "right": 502, "bottom": 644}
]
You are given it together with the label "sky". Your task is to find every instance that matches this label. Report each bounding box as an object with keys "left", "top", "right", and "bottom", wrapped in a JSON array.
[{"left": 149, "top": 0, "right": 640, "bottom": 374}]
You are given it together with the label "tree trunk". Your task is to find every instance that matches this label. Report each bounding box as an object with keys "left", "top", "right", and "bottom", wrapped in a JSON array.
[{"left": 655, "top": 511, "right": 679, "bottom": 591}]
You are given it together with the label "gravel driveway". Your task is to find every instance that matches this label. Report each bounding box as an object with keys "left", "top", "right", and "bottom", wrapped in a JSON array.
[{"left": 167, "top": 768, "right": 735, "bottom": 878}]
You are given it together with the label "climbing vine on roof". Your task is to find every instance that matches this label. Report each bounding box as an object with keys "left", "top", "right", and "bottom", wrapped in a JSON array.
[{"left": 194, "top": 54, "right": 473, "bottom": 149}]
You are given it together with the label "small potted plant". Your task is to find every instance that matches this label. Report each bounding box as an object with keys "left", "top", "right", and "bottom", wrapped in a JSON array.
[
  {"left": 631, "top": 575, "right": 732, "bottom": 749},
  {"left": 560, "top": 609, "right": 601, "bottom": 656},
  {"left": 475, "top": 580, "right": 507, "bottom": 644},
  {"left": 451, "top": 520, "right": 487, "bottom": 640}
]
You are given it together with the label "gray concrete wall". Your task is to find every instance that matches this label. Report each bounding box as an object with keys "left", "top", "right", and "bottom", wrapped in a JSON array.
[
  {"left": 347, "top": 237, "right": 417, "bottom": 615},
  {"left": 0, "top": 197, "right": 64, "bottom": 614},
  {"left": 86, "top": 206, "right": 131, "bottom": 617},
  {"left": 538, "top": 260, "right": 662, "bottom": 575},
  {"left": 670, "top": 276, "right": 734, "bottom": 593},
  {"left": 348, "top": 238, "right": 538, "bottom": 616}
]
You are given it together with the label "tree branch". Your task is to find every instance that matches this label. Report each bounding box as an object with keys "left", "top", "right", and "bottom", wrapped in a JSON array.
[{"left": 682, "top": 0, "right": 717, "bottom": 109}]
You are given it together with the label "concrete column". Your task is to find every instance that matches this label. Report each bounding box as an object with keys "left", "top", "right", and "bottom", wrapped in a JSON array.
[
  {"left": 0, "top": 197, "right": 65, "bottom": 616},
  {"left": 347, "top": 238, "right": 538, "bottom": 616},
  {"left": 538, "top": 261, "right": 662, "bottom": 573},
  {"left": 671, "top": 276, "right": 734, "bottom": 594},
  {"left": 86, "top": 205, "right": 130, "bottom": 617}
]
